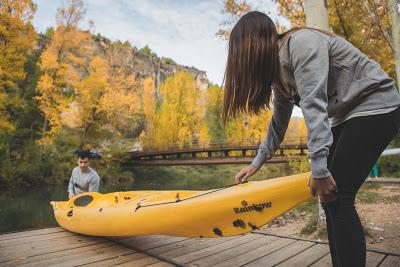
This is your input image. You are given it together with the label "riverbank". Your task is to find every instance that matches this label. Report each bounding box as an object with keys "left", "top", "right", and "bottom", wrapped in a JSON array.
[{"left": 262, "top": 183, "right": 400, "bottom": 253}]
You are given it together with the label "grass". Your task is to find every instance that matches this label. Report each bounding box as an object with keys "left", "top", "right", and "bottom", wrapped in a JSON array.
[
  {"left": 293, "top": 198, "right": 318, "bottom": 214},
  {"left": 300, "top": 213, "right": 318, "bottom": 235},
  {"left": 384, "top": 194, "right": 400, "bottom": 202},
  {"left": 289, "top": 198, "right": 324, "bottom": 237},
  {"left": 360, "top": 183, "right": 381, "bottom": 190},
  {"left": 356, "top": 191, "right": 379, "bottom": 203}
]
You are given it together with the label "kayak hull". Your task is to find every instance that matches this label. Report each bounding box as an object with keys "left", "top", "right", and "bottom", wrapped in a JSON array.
[{"left": 51, "top": 172, "right": 312, "bottom": 237}]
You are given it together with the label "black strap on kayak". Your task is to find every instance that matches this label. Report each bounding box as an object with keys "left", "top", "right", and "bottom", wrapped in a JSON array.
[{"left": 134, "top": 181, "right": 246, "bottom": 211}]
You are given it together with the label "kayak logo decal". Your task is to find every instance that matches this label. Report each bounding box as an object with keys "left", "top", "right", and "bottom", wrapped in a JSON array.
[{"left": 233, "top": 201, "right": 272, "bottom": 214}]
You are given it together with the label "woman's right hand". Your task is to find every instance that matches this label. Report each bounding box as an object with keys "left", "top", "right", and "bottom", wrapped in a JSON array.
[{"left": 234, "top": 165, "right": 258, "bottom": 184}]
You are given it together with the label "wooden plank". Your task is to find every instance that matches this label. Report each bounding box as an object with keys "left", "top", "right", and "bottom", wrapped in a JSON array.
[
  {"left": 117, "top": 235, "right": 188, "bottom": 250},
  {"left": 79, "top": 252, "right": 147, "bottom": 267},
  {"left": 111, "top": 235, "right": 178, "bottom": 249},
  {"left": 310, "top": 254, "right": 332, "bottom": 267},
  {"left": 366, "top": 251, "right": 386, "bottom": 267},
  {"left": 0, "top": 233, "right": 101, "bottom": 253},
  {"left": 380, "top": 255, "right": 400, "bottom": 267},
  {"left": 33, "top": 244, "right": 136, "bottom": 267},
  {"left": 157, "top": 235, "right": 240, "bottom": 259},
  {"left": 0, "top": 227, "right": 64, "bottom": 241},
  {"left": 148, "top": 238, "right": 208, "bottom": 255},
  {"left": 145, "top": 262, "right": 176, "bottom": 267},
  {"left": 0, "top": 231, "right": 76, "bottom": 248},
  {"left": 310, "top": 250, "right": 390, "bottom": 267},
  {"left": 0, "top": 235, "right": 105, "bottom": 263},
  {"left": 276, "top": 243, "right": 330, "bottom": 267},
  {"left": 116, "top": 256, "right": 160, "bottom": 267},
  {"left": 213, "top": 237, "right": 296, "bottom": 267},
  {"left": 9, "top": 243, "right": 118, "bottom": 267},
  {"left": 187, "top": 235, "right": 280, "bottom": 266},
  {"left": 242, "top": 240, "right": 315, "bottom": 267},
  {"left": 3, "top": 241, "right": 114, "bottom": 267},
  {"left": 173, "top": 234, "right": 262, "bottom": 264}
]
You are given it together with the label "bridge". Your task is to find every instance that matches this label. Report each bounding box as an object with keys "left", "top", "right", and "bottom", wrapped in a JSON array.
[{"left": 125, "top": 138, "right": 308, "bottom": 166}]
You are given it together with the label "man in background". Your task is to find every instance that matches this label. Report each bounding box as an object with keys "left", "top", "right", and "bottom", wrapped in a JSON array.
[{"left": 68, "top": 150, "right": 101, "bottom": 199}]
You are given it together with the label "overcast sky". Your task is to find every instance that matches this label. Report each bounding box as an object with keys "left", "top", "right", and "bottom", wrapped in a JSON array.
[{"left": 32, "top": 0, "right": 302, "bottom": 116}]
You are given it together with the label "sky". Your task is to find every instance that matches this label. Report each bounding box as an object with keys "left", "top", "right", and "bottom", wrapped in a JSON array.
[{"left": 32, "top": 0, "right": 302, "bottom": 116}]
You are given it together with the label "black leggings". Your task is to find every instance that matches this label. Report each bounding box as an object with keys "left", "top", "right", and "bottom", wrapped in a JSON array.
[{"left": 322, "top": 106, "right": 400, "bottom": 267}]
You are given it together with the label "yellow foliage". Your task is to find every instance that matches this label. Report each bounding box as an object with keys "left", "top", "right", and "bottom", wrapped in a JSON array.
[
  {"left": 0, "top": 0, "right": 37, "bottom": 132},
  {"left": 0, "top": 92, "right": 15, "bottom": 134},
  {"left": 36, "top": 0, "right": 94, "bottom": 141},
  {"left": 141, "top": 71, "right": 209, "bottom": 149},
  {"left": 284, "top": 117, "right": 307, "bottom": 144},
  {"left": 274, "top": 0, "right": 306, "bottom": 28},
  {"left": 70, "top": 56, "right": 139, "bottom": 146},
  {"left": 226, "top": 109, "right": 272, "bottom": 144},
  {"left": 143, "top": 77, "right": 156, "bottom": 119},
  {"left": 0, "top": 0, "right": 37, "bottom": 21}
]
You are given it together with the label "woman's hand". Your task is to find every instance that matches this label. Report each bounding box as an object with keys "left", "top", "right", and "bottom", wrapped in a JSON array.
[
  {"left": 235, "top": 165, "right": 258, "bottom": 184},
  {"left": 309, "top": 175, "right": 338, "bottom": 203}
]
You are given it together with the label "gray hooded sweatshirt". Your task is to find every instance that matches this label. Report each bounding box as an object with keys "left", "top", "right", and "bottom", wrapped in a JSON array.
[{"left": 251, "top": 29, "right": 400, "bottom": 178}]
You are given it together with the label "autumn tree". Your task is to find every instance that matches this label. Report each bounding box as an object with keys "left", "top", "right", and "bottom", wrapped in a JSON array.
[
  {"left": 0, "top": 0, "right": 37, "bottom": 134},
  {"left": 36, "top": 0, "right": 94, "bottom": 141},
  {"left": 205, "top": 84, "right": 226, "bottom": 141},
  {"left": 64, "top": 56, "right": 138, "bottom": 148},
  {"left": 217, "top": 0, "right": 251, "bottom": 39},
  {"left": 140, "top": 71, "right": 209, "bottom": 149},
  {"left": 362, "top": 0, "right": 400, "bottom": 87},
  {"left": 103, "top": 40, "right": 140, "bottom": 138},
  {"left": 140, "top": 77, "right": 157, "bottom": 148}
]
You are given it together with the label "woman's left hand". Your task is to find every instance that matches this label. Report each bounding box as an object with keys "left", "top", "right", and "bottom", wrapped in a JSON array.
[{"left": 309, "top": 175, "right": 338, "bottom": 203}]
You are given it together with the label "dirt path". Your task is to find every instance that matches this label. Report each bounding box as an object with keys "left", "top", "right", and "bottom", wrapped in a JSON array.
[{"left": 261, "top": 184, "right": 400, "bottom": 252}]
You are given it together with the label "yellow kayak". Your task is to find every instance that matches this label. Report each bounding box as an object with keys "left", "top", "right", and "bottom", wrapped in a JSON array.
[{"left": 50, "top": 172, "right": 312, "bottom": 238}]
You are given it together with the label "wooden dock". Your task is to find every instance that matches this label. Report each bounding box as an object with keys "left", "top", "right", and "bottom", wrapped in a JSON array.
[{"left": 1, "top": 227, "right": 399, "bottom": 266}]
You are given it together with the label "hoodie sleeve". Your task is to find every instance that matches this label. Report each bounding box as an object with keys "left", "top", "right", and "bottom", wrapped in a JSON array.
[
  {"left": 289, "top": 30, "right": 333, "bottom": 178},
  {"left": 68, "top": 169, "right": 75, "bottom": 194},
  {"left": 251, "top": 90, "right": 293, "bottom": 169},
  {"left": 88, "top": 171, "right": 100, "bottom": 192}
]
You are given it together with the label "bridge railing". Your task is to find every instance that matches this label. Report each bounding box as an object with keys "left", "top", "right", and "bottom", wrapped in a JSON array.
[{"left": 135, "top": 137, "right": 307, "bottom": 153}]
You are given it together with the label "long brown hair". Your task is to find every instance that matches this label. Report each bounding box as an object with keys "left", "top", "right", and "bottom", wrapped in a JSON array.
[{"left": 222, "top": 11, "right": 280, "bottom": 125}]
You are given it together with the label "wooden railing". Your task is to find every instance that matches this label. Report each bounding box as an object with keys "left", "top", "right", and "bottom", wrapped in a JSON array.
[{"left": 136, "top": 137, "right": 307, "bottom": 153}]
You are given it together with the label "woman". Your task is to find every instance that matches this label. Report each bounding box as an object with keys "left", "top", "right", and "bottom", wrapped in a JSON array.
[{"left": 223, "top": 11, "right": 400, "bottom": 267}]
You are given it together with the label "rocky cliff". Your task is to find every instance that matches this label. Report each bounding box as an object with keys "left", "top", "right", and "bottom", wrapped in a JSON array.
[{"left": 95, "top": 35, "right": 209, "bottom": 97}]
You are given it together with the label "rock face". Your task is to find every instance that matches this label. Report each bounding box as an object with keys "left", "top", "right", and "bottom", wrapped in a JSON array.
[
  {"left": 131, "top": 50, "right": 209, "bottom": 97},
  {"left": 37, "top": 33, "right": 209, "bottom": 96},
  {"left": 95, "top": 35, "right": 209, "bottom": 98}
]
